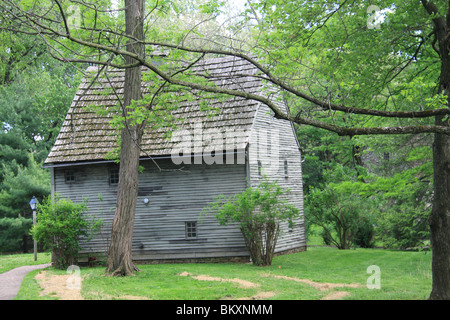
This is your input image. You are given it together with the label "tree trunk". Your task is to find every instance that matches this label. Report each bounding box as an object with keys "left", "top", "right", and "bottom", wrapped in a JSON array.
[
  {"left": 429, "top": 117, "right": 450, "bottom": 299},
  {"left": 429, "top": 71, "right": 450, "bottom": 299},
  {"left": 105, "top": 0, "right": 144, "bottom": 276},
  {"left": 22, "top": 234, "right": 28, "bottom": 253},
  {"left": 429, "top": 8, "right": 450, "bottom": 298}
]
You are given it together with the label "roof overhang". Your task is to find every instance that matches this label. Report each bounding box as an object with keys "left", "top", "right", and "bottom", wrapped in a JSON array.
[{"left": 43, "top": 147, "right": 248, "bottom": 168}]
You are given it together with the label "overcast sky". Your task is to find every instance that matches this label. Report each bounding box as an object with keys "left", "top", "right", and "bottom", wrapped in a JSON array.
[{"left": 227, "top": 0, "right": 246, "bottom": 9}]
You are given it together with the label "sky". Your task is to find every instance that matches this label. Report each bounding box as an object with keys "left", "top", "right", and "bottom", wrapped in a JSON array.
[
  {"left": 227, "top": 0, "right": 247, "bottom": 9},
  {"left": 218, "top": 0, "right": 248, "bottom": 24},
  {"left": 109, "top": 0, "right": 248, "bottom": 10}
]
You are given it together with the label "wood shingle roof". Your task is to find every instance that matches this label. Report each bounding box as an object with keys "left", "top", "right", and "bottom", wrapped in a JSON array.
[{"left": 45, "top": 56, "right": 266, "bottom": 164}]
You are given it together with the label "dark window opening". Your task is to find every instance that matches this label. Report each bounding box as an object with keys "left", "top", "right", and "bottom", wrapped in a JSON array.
[
  {"left": 65, "top": 170, "right": 76, "bottom": 183},
  {"left": 185, "top": 221, "right": 197, "bottom": 239},
  {"left": 109, "top": 167, "right": 120, "bottom": 185},
  {"left": 284, "top": 160, "right": 288, "bottom": 179},
  {"left": 257, "top": 160, "right": 262, "bottom": 177}
]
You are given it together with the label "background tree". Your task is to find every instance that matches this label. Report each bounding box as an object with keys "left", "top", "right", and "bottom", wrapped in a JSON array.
[
  {"left": 0, "top": 29, "right": 78, "bottom": 252},
  {"left": 299, "top": 125, "right": 433, "bottom": 250},
  {"left": 306, "top": 186, "right": 375, "bottom": 250},
  {"left": 241, "top": 0, "right": 448, "bottom": 299},
  {"left": 0, "top": 155, "right": 46, "bottom": 252}
]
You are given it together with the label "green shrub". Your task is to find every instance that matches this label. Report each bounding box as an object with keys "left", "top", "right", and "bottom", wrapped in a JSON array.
[
  {"left": 204, "top": 179, "right": 300, "bottom": 266},
  {"left": 377, "top": 204, "right": 430, "bottom": 249},
  {"left": 353, "top": 215, "right": 376, "bottom": 248},
  {"left": 320, "top": 228, "right": 333, "bottom": 246},
  {"left": 30, "top": 196, "right": 102, "bottom": 269},
  {"left": 306, "top": 187, "right": 373, "bottom": 249}
]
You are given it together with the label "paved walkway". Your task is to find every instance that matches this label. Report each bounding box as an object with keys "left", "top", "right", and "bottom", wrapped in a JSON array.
[{"left": 0, "top": 263, "right": 51, "bottom": 300}]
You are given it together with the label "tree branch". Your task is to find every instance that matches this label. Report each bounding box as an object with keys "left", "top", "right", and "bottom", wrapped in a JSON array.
[
  {"left": 1, "top": 0, "right": 449, "bottom": 136},
  {"left": 141, "top": 41, "right": 450, "bottom": 119},
  {"left": 16, "top": 5, "right": 443, "bottom": 121},
  {"left": 54, "top": 0, "right": 71, "bottom": 36}
]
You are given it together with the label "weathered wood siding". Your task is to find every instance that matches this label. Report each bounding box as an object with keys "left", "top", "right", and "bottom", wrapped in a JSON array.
[
  {"left": 53, "top": 159, "right": 249, "bottom": 261},
  {"left": 248, "top": 103, "right": 306, "bottom": 253}
]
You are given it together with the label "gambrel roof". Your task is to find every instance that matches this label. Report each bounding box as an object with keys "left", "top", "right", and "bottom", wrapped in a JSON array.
[{"left": 45, "top": 56, "right": 274, "bottom": 165}]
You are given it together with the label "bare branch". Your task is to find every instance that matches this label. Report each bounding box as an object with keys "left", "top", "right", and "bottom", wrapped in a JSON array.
[{"left": 54, "top": 0, "right": 71, "bottom": 35}]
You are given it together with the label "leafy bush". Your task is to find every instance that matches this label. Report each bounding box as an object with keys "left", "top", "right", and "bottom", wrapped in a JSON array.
[
  {"left": 353, "top": 215, "right": 376, "bottom": 248},
  {"left": 30, "top": 196, "right": 102, "bottom": 269},
  {"left": 377, "top": 204, "right": 430, "bottom": 249},
  {"left": 204, "top": 180, "right": 300, "bottom": 266},
  {"left": 320, "top": 228, "right": 333, "bottom": 246},
  {"left": 306, "top": 187, "right": 373, "bottom": 249}
]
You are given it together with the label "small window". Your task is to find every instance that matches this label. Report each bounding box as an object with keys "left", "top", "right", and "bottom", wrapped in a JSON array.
[
  {"left": 185, "top": 221, "right": 197, "bottom": 239},
  {"left": 257, "top": 160, "right": 262, "bottom": 177},
  {"left": 65, "top": 170, "right": 76, "bottom": 183},
  {"left": 109, "top": 167, "right": 120, "bottom": 185},
  {"left": 284, "top": 160, "right": 288, "bottom": 179}
]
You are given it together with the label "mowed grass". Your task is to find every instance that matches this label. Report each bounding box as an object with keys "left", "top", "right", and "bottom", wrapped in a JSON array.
[
  {"left": 0, "top": 251, "right": 51, "bottom": 274},
  {"left": 9, "top": 247, "right": 432, "bottom": 300}
]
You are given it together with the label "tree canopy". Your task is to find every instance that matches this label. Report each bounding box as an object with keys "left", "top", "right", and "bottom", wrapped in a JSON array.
[{"left": 0, "top": 0, "right": 448, "bottom": 298}]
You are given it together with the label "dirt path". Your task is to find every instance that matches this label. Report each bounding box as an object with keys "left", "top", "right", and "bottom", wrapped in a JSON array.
[
  {"left": 34, "top": 271, "right": 149, "bottom": 300},
  {"left": 179, "top": 271, "right": 276, "bottom": 300},
  {"left": 262, "top": 273, "right": 363, "bottom": 300},
  {"left": 179, "top": 271, "right": 260, "bottom": 289},
  {"left": 179, "top": 271, "right": 363, "bottom": 300},
  {"left": 265, "top": 274, "right": 363, "bottom": 291},
  {"left": 35, "top": 271, "right": 83, "bottom": 300}
]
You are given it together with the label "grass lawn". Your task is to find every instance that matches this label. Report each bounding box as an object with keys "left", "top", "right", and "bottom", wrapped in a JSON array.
[
  {"left": 0, "top": 251, "right": 51, "bottom": 274},
  {"left": 8, "top": 246, "right": 432, "bottom": 300}
]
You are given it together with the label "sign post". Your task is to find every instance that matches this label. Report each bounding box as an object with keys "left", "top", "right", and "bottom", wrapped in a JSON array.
[{"left": 29, "top": 196, "right": 37, "bottom": 261}]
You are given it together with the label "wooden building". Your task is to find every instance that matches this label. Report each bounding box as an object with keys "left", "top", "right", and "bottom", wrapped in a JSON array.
[{"left": 44, "top": 56, "right": 306, "bottom": 263}]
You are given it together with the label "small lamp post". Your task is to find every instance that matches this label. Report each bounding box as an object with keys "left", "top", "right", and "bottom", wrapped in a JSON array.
[{"left": 29, "top": 196, "right": 37, "bottom": 261}]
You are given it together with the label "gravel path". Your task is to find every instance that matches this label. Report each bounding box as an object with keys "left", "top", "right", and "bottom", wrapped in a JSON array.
[{"left": 0, "top": 263, "right": 51, "bottom": 300}]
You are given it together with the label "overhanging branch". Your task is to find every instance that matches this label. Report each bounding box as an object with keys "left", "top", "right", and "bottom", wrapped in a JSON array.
[{"left": 1, "top": 0, "right": 449, "bottom": 136}]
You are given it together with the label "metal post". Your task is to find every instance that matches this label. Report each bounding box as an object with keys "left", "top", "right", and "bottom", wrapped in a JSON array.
[{"left": 33, "top": 209, "right": 37, "bottom": 261}]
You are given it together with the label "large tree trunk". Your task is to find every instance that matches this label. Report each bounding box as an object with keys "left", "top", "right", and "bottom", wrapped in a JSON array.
[
  {"left": 429, "top": 117, "right": 450, "bottom": 299},
  {"left": 429, "top": 67, "right": 450, "bottom": 300},
  {"left": 105, "top": 0, "right": 145, "bottom": 276},
  {"left": 428, "top": 4, "right": 450, "bottom": 298}
]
